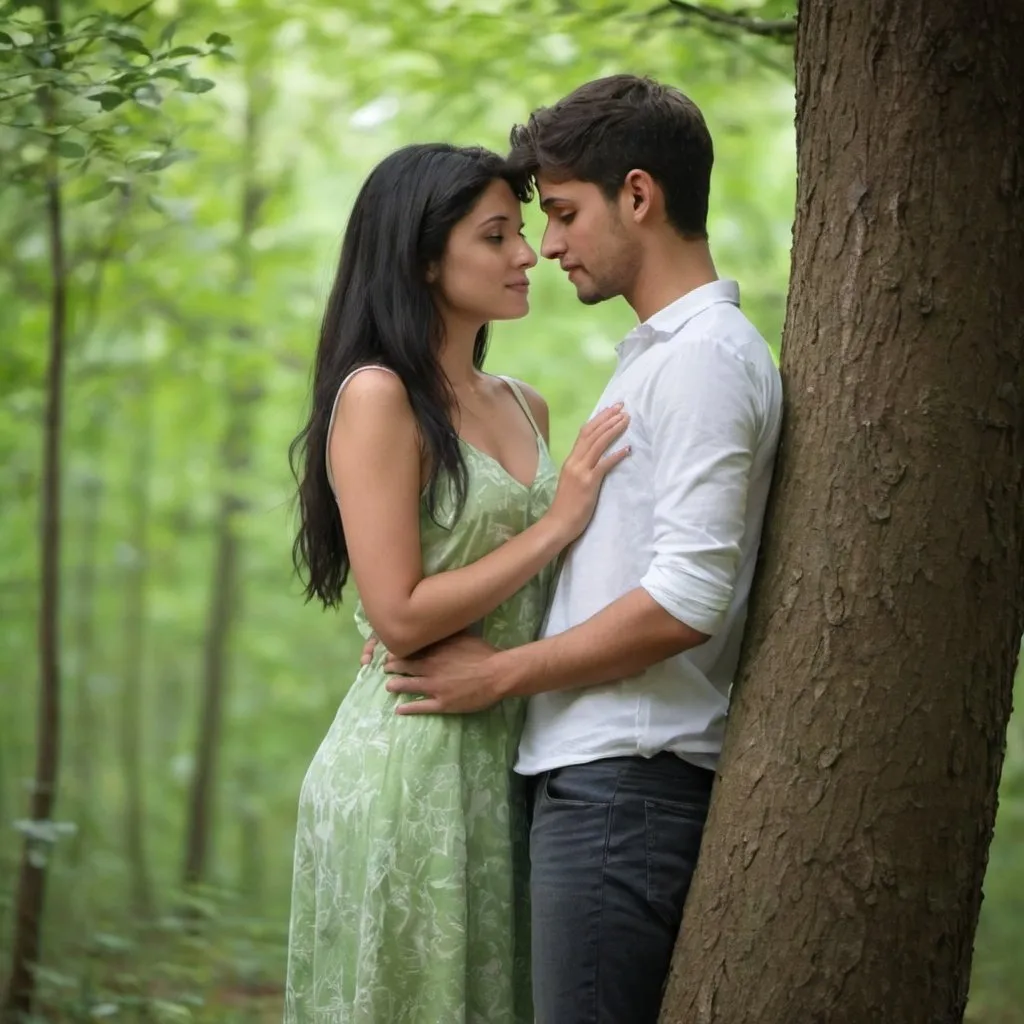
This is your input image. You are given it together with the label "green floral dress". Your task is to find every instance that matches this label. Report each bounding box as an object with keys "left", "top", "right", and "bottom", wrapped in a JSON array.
[{"left": 284, "top": 372, "right": 557, "bottom": 1024}]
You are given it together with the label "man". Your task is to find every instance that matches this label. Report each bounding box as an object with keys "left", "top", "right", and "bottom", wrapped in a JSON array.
[{"left": 383, "top": 75, "right": 782, "bottom": 1023}]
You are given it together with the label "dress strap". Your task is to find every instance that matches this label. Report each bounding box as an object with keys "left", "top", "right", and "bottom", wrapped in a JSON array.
[
  {"left": 325, "top": 365, "right": 399, "bottom": 494},
  {"left": 497, "top": 376, "right": 543, "bottom": 440}
]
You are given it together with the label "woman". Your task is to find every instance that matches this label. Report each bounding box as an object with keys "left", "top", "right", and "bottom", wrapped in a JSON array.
[{"left": 285, "top": 143, "right": 629, "bottom": 1023}]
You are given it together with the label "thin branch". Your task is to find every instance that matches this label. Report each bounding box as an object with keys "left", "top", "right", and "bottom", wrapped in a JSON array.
[
  {"left": 698, "top": 18, "right": 794, "bottom": 74},
  {"left": 67, "top": 0, "right": 158, "bottom": 60},
  {"left": 656, "top": 0, "right": 796, "bottom": 40},
  {"left": 121, "top": 0, "right": 158, "bottom": 24},
  {"left": 1, "top": 66, "right": 150, "bottom": 104}
]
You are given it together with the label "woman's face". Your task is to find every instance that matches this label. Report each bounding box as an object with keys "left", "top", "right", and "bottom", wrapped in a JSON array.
[{"left": 432, "top": 178, "right": 538, "bottom": 324}]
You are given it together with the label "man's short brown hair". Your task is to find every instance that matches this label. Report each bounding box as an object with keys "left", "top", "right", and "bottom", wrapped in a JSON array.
[{"left": 509, "top": 74, "right": 714, "bottom": 240}]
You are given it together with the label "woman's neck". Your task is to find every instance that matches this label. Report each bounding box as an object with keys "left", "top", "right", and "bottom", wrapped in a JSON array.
[{"left": 437, "top": 313, "right": 485, "bottom": 391}]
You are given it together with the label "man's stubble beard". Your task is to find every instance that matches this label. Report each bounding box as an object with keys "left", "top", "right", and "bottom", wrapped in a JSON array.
[{"left": 576, "top": 259, "right": 634, "bottom": 307}]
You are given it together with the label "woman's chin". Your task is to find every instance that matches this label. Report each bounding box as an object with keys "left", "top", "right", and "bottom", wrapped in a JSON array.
[{"left": 492, "top": 297, "right": 530, "bottom": 321}]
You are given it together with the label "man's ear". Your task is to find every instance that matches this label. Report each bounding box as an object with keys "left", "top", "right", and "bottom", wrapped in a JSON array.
[{"left": 622, "top": 168, "right": 657, "bottom": 223}]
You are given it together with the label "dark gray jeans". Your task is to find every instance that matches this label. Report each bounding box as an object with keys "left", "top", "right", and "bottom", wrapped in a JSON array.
[{"left": 529, "top": 752, "right": 713, "bottom": 1024}]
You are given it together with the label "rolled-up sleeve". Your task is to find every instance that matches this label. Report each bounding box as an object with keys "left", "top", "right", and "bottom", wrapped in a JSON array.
[{"left": 638, "top": 338, "right": 758, "bottom": 636}]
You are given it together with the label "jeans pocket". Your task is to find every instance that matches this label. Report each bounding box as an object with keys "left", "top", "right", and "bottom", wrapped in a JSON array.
[
  {"left": 542, "top": 765, "right": 615, "bottom": 806},
  {"left": 644, "top": 799, "right": 707, "bottom": 929},
  {"left": 532, "top": 770, "right": 612, "bottom": 891}
]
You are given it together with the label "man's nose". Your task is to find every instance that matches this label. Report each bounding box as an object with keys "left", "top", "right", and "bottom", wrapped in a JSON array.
[{"left": 540, "top": 225, "right": 564, "bottom": 261}]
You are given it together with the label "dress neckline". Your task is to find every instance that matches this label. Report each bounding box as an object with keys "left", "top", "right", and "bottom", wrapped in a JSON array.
[{"left": 458, "top": 433, "right": 545, "bottom": 491}]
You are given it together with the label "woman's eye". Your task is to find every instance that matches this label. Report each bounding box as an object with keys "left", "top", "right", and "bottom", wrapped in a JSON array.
[
  {"left": 560, "top": 214, "right": 575, "bottom": 225},
  {"left": 487, "top": 234, "right": 504, "bottom": 244}
]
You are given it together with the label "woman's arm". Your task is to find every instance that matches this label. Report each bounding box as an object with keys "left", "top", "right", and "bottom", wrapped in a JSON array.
[{"left": 332, "top": 369, "right": 626, "bottom": 658}]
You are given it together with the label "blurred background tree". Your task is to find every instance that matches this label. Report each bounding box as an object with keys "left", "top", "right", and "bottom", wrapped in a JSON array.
[{"left": 0, "top": 0, "right": 1019, "bottom": 1021}]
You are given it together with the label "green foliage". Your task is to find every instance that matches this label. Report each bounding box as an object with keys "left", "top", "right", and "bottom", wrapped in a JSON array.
[
  {"left": 0, "top": 0, "right": 1020, "bottom": 1020},
  {"left": 0, "top": 0, "right": 232, "bottom": 197}
]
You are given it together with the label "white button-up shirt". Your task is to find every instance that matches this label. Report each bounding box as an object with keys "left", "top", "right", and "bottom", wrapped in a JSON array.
[{"left": 515, "top": 279, "right": 783, "bottom": 774}]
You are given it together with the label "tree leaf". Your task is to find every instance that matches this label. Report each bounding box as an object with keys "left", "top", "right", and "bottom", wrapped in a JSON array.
[
  {"left": 183, "top": 77, "right": 215, "bottom": 94},
  {"left": 89, "top": 90, "right": 127, "bottom": 110},
  {"left": 126, "top": 149, "right": 164, "bottom": 165},
  {"left": 132, "top": 82, "right": 163, "bottom": 107},
  {"left": 150, "top": 1000, "right": 191, "bottom": 1023},
  {"left": 56, "top": 139, "right": 86, "bottom": 158},
  {"left": 206, "top": 32, "right": 231, "bottom": 47},
  {"left": 112, "top": 34, "right": 151, "bottom": 57},
  {"left": 147, "top": 194, "right": 193, "bottom": 221},
  {"left": 81, "top": 180, "right": 116, "bottom": 203},
  {"left": 166, "top": 45, "right": 201, "bottom": 58},
  {"left": 158, "top": 18, "right": 179, "bottom": 46},
  {"left": 147, "top": 148, "right": 193, "bottom": 171}
]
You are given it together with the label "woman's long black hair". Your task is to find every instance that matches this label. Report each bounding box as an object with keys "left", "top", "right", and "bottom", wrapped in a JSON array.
[{"left": 290, "top": 143, "right": 531, "bottom": 607}]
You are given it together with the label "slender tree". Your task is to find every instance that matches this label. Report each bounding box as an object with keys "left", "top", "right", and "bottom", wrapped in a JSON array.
[
  {"left": 3, "top": 3, "right": 67, "bottom": 1016},
  {"left": 120, "top": 369, "right": 156, "bottom": 918},
  {"left": 182, "top": 70, "right": 270, "bottom": 889}
]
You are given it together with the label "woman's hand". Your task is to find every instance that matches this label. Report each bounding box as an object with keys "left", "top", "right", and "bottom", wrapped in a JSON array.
[
  {"left": 360, "top": 633, "right": 378, "bottom": 666},
  {"left": 546, "top": 404, "right": 631, "bottom": 542}
]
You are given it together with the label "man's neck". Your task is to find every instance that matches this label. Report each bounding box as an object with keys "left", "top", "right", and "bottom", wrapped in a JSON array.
[{"left": 627, "top": 238, "right": 719, "bottom": 323}]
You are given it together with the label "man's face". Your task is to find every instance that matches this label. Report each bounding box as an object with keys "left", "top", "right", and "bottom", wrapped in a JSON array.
[{"left": 536, "top": 175, "right": 640, "bottom": 306}]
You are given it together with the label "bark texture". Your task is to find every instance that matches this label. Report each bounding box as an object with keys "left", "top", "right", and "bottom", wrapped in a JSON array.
[{"left": 661, "top": 1, "right": 1024, "bottom": 1022}]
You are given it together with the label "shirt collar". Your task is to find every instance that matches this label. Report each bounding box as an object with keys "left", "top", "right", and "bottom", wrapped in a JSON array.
[
  {"left": 615, "top": 279, "right": 741, "bottom": 359},
  {"left": 644, "top": 278, "right": 741, "bottom": 336}
]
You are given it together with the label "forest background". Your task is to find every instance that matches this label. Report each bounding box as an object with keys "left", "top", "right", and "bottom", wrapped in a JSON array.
[{"left": 1, "top": 0, "right": 1021, "bottom": 1021}]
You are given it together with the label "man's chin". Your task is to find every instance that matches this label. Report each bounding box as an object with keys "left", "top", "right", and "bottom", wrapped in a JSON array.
[{"left": 575, "top": 285, "right": 608, "bottom": 306}]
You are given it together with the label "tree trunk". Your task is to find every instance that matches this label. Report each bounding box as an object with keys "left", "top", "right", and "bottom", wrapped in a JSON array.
[
  {"left": 237, "top": 759, "right": 264, "bottom": 905},
  {"left": 181, "top": 74, "right": 268, "bottom": 890},
  {"left": 3, "top": 4, "right": 67, "bottom": 1014},
  {"left": 68, "top": 469, "right": 103, "bottom": 870},
  {"left": 660, "top": 2, "right": 1024, "bottom": 1022},
  {"left": 181, "top": 481, "right": 243, "bottom": 889},
  {"left": 120, "top": 371, "right": 155, "bottom": 918},
  {"left": 65, "top": 193, "right": 129, "bottom": 872}
]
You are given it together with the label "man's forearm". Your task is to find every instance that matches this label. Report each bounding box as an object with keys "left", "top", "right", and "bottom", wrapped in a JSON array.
[{"left": 493, "top": 587, "right": 709, "bottom": 699}]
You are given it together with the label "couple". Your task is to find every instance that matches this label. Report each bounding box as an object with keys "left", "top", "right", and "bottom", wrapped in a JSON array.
[{"left": 285, "top": 74, "right": 782, "bottom": 1024}]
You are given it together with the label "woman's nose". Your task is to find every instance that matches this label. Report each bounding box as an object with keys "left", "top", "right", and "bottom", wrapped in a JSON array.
[{"left": 516, "top": 237, "right": 538, "bottom": 269}]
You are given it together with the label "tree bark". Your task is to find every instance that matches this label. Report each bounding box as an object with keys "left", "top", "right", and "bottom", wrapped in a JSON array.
[
  {"left": 660, "top": 2, "right": 1024, "bottom": 1022},
  {"left": 3, "top": 3, "right": 67, "bottom": 1015},
  {"left": 181, "top": 74, "right": 268, "bottom": 889}
]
